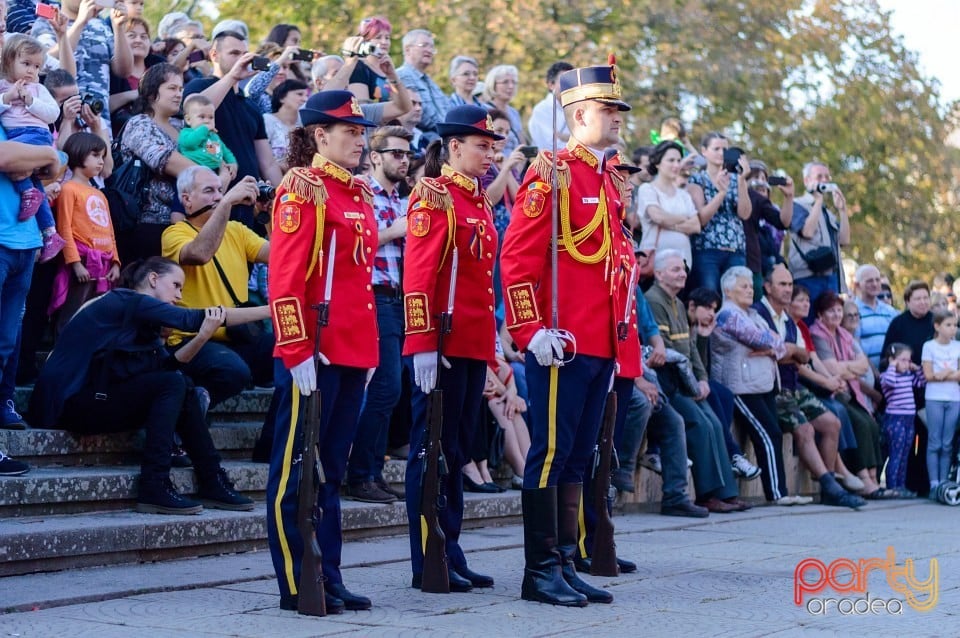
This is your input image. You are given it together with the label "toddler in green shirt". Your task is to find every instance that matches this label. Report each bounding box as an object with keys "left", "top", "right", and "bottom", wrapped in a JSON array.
[{"left": 178, "top": 94, "right": 238, "bottom": 179}]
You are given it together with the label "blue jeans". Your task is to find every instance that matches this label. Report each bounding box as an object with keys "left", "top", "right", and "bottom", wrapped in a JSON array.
[
  {"left": 689, "top": 249, "right": 746, "bottom": 294},
  {"left": 925, "top": 399, "right": 960, "bottom": 485},
  {"left": 0, "top": 247, "right": 35, "bottom": 388},
  {"left": 347, "top": 294, "right": 403, "bottom": 484}
]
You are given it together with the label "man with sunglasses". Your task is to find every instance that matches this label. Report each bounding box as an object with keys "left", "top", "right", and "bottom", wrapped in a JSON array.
[
  {"left": 344, "top": 126, "right": 414, "bottom": 504},
  {"left": 854, "top": 264, "right": 898, "bottom": 369}
]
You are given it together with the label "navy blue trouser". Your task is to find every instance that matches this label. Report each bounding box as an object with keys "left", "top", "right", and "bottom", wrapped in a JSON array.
[
  {"left": 523, "top": 353, "right": 615, "bottom": 488},
  {"left": 266, "top": 360, "right": 365, "bottom": 600},
  {"left": 347, "top": 294, "right": 403, "bottom": 484},
  {"left": 404, "top": 356, "right": 486, "bottom": 576}
]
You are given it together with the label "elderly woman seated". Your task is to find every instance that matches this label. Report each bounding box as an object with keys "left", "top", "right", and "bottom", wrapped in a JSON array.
[
  {"left": 809, "top": 291, "right": 894, "bottom": 499},
  {"left": 711, "top": 266, "right": 865, "bottom": 508}
]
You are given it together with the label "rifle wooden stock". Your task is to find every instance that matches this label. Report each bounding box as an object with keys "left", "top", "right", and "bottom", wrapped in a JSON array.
[
  {"left": 419, "top": 388, "right": 449, "bottom": 593},
  {"left": 296, "top": 389, "right": 327, "bottom": 615},
  {"left": 590, "top": 391, "right": 619, "bottom": 577},
  {"left": 419, "top": 310, "right": 452, "bottom": 593}
]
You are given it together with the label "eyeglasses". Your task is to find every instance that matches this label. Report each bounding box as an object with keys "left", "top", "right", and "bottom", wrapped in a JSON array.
[
  {"left": 457, "top": 70, "right": 479, "bottom": 78},
  {"left": 843, "top": 312, "right": 860, "bottom": 319},
  {"left": 375, "top": 148, "right": 413, "bottom": 159},
  {"left": 412, "top": 42, "right": 435, "bottom": 50},
  {"left": 877, "top": 292, "right": 893, "bottom": 300}
]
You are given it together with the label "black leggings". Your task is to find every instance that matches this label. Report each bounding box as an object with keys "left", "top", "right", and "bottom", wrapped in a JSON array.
[{"left": 62, "top": 370, "right": 221, "bottom": 484}]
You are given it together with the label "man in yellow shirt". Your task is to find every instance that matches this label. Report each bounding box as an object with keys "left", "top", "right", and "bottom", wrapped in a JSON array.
[{"left": 162, "top": 166, "right": 270, "bottom": 407}]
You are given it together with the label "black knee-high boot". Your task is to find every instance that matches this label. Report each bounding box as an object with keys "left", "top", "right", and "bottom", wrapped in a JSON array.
[
  {"left": 557, "top": 483, "right": 613, "bottom": 604},
  {"left": 520, "top": 487, "right": 587, "bottom": 606}
]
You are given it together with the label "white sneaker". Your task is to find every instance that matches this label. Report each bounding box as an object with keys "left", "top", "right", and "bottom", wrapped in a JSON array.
[
  {"left": 639, "top": 453, "right": 662, "bottom": 475},
  {"left": 792, "top": 495, "right": 814, "bottom": 505},
  {"left": 731, "top": 454, "right": 762, "bottom": 480},
  {"left": 776, "top": 496, "right": 798, "bottom": 506}
]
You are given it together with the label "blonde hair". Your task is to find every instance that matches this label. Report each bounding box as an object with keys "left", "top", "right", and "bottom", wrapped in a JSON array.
[
  {"left": 1, "top": 34, "right": 44, "bottom": 81},
  {"left": 481, "top": 65, "right": 518, "bottom": 103}
]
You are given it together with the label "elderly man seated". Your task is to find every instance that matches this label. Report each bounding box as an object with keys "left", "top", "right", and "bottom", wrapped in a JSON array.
[
  {"left": 644, "top": 250, "right": 748, "bottom": 513},
  {"left": 712, "top": 265, "right": 865, "bottom": 508}
]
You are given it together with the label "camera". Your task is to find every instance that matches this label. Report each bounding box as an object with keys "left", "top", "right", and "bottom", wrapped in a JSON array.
[
  {"left": 356, "top": 42, "right": 380, "bottom": 57},
  {"left": 251, "top": 56, "right": 271, "bottom": 72},
  {"left": 81, "top": 93, "right": 104, "bottom": 115},
  {"left": 767, "top": 175, "right": 788, "bottom": 187},
  {"left": 722, "top": 147, "right": 745, "bottom": 174},
  {"left": 810, "top": 182, "right": 839, "bottom": 194},
  {"left": 187, "top": 49, "right": 206, "bottom": 64},
  {"left": 292, "top": 48, "right": 316, "bottom": 62},
  {"left": 256, "top": 181, "right": 276, "bottom": 203},
  {"left": 518, "top": 145, "right": 539, "bottom": 159}
]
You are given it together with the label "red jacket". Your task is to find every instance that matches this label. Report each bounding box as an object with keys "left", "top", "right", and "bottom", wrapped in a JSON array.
[
  {"left": 268, "top": 156, "right": 379, "bottom": 369},
  {"left": 615, "top": 222, "right": 643, "bottom": 379},
  {"left": 402, "top": 166, "right": 497, "bottom": 362},
  {"left": 500, "top": 142, "right": 631, "bottom": 360}
]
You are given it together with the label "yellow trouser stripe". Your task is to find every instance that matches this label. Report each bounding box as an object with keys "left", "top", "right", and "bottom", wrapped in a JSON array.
[
  {"left": 539, "top": 366, "right": 559, "bottom": 488},
  {"left": 274, "top": 390, "right": 301, "bottom": 595},
  {"left": 577, "top": 491, "right": 588, "bottom": 558},
  {"left": 420, "top": 515, "right": 428, "bottom": 554}
]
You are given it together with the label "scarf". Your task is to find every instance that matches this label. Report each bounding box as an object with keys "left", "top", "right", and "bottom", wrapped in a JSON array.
[{"left": 809, "top": 319, "right": 867, "bottom": 408}]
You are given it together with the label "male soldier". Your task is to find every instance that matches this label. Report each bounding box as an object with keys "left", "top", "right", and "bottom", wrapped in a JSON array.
[{"left": 500, "top": 56, "right": 631, "bottom": 607}]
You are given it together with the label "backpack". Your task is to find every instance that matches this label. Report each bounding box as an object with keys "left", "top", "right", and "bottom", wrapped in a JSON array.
[{"left": 102, "top": 124, "right": 149, "bottom": 233}]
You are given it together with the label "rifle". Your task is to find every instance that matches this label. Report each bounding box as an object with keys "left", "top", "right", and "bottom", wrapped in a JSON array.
[
  {"left": 419, "top": 248, "right": 459, "bottom": 593},
  {"left": 591, "top": 265, "right": 637, "bottom": 576},
  {"left": 296, "top": 233, "right": 336, "bottom": 616},
  {"left": 590, "top": 390, "right": 619, "bottom": 576}
]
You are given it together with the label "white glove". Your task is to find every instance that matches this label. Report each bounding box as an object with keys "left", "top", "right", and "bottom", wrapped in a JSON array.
[
  {"left": 289, "top": 352, "right": 330, "bottom": 396},
  {"left": 528, "top": 328, "right": 565, "bottom": 367},
  {"left": 413, "top": 351, "right": 451, "bottom": 394},
  {"left": 365, "top": 367, "right": 376, "bottom": 387}
]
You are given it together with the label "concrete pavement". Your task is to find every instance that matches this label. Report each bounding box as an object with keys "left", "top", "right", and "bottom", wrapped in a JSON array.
[{"left": 1, "top": 498, "right": 957, "bottom": 637}]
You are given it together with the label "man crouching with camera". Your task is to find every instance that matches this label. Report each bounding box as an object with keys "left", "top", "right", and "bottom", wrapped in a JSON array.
[
  {"left": 160, "top": 166, "right": 273, "bottom": 412},
  {"left": 787, "top": 161, "right": 851, "bottom": 322}
]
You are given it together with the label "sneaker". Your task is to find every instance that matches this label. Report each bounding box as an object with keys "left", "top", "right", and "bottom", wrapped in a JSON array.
[
  {"left": 197, "top": 468, "right": 255, "bottom": 511},
  {"left": 821, "top": 490, "right": 866, "bottom": 509},
  {"left": 0, "top": 451, "right": 30, "bottom": 476},
  {"left": 38, "top": 232, "right": 66, "bottom": 263},
  {"left": 137, "top": 478, "right": 203, "bottom": 515},
  {"left": 639, "top": 453, "right": 662, "bottom": 475},
  {"left": 375, "top": 475, "right": 404, "bottom": 499},
  {"left": 730, "top": 454, "right": 761, "bottom": 480},
  {"left": 18, "top": 187, "right": 43, "bottom": 221},
  {"left": 0, "top": 399, "right": 28, "bottom": 430},
  {"left": 344, "top": 480, "right": 397, "bottom": 504},
  {"left": 776, "top": 495, "right": 813, "bottom": 506}
]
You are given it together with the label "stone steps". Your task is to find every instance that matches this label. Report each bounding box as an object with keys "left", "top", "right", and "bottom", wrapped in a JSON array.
[{"left": 0, "top": 490, "right": 522, "bottom": 577}]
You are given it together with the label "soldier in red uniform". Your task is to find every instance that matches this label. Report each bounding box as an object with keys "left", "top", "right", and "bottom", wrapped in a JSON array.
[
  {"left": 402, "top": 105, "right": 501, "bottom": 593},
  {"left": 499, "top": 58, "right": 632, "bottom": 607},
  {"left": 265, "top": 91, "right": 380, "bottom": 614}
]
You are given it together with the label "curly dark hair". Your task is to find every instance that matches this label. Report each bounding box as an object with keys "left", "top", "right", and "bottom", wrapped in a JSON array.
[
  {"left": 647, "top": 140, "right": 684, "bottom": 176},
  {"left": 285, "top": 124, "right": 323, "bottom": 169},
  {"left": 135, "top": 63, "right": 182, "bottom": 116}
]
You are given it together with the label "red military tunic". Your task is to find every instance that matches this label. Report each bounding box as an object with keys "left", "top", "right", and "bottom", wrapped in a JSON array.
[
  {"left": 500, "top": 141, "right": 631, "bottom": 360},
  {"left": 402, "top": 165, "right": 497, "bottom": 361},
  {"left": 268, "top": 155, "right": 379, "bottom": 369}
]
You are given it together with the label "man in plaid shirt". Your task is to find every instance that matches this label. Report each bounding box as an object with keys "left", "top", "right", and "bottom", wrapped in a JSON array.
[{"left": 345, "top": 126, "right": 413, "bottom": 503}]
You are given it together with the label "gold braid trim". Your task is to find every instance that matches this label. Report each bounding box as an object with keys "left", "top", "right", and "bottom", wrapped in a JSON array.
[
  {"left": 609, "top": 169, "right": 628, "bottom": 202},
  {"left": 558, "top": 184, "right": 610, "bottom": 265},
  {"left": 358, "top": 179, "right": 374, "bottom": 208},
  {"left": 279, "top": 169, "right": 329, "bottom": 282},
  {"left": 411, "top": 178, "right": 456, "bottom": 272},
  {"left": 527, "top": 151, "right": 571, "bottom": 189}
]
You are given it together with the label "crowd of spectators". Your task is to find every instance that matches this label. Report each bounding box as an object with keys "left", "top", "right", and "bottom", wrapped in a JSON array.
[{"left": 0, "top": 2, "right": 956, "bottom": 513}]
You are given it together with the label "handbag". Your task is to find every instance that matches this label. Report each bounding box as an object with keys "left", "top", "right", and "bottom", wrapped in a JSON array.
[
  {"left": 103, "top": 121, "right": 150, "bottom": 233},
  {"left": 183, "top": 223, "right": 265, "bottom": 344},
  {"left": 791, "top": 232, "right": 837, "bottom": 274}
]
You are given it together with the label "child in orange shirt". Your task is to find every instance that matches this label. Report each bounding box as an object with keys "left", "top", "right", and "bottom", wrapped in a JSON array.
[{"left": 51, "top": 133, "right": 121, "bottom": 335}]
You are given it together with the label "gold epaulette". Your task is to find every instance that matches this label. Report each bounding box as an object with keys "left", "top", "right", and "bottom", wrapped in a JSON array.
[
  {"left": 279, "top": 167, "right": 328, "bottom": 207},
  {"left": 528, "top": 151, "right": 571, "bottom": 189},
  {"left": 410, "top": 177, "right": 456, "bottom": 272},
  {"left": 357, "top": 178, "right": 374, "bottom": 208},
  {"left": 411, "top": 177, "right": 453, "bottom": 211},
  {"left": 609, "top": 168, "right": 628, "bottom": 201}
]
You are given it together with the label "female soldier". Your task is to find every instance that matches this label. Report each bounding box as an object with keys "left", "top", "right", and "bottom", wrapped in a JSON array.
[
  {"left": 265, "top": 91, "right": 379, "bottom": 614},
  {"left": 403, "top": 105, "right": 501, "bottom": 592}
]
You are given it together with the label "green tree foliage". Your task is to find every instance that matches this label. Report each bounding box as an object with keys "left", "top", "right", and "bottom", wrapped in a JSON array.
[{"left": 201, "top": 0, "right": 956, "bottom": 283}]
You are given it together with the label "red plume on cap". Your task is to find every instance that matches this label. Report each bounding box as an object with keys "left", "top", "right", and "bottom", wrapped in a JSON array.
[{"left": 608, "top": 52, "right": 616, "bottom": 66}]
